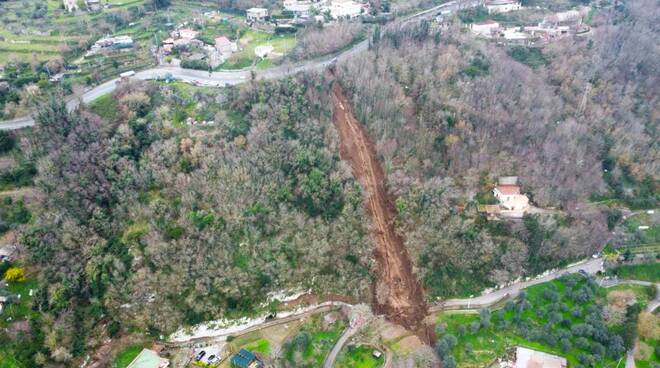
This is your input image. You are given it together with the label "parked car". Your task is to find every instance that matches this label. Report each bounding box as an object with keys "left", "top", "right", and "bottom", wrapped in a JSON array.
[{"left": 195, "top": 350, "right": 206, "bottom": 361}]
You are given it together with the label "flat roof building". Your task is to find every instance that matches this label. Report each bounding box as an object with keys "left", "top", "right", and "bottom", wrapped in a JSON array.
[
  {"left": 515, "top": 347, "right": 567, "bottom": 368},
  {"left": 247, "top": 8, "right": 269, "bottom": 22},
  {"left": 230, "top": 349, "right": 263, "bottom": 368},
  {"left": 485, "top": 0, "right": 521, "bottom": 14}
]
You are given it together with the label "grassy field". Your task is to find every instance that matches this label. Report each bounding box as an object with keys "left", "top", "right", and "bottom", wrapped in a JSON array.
[
  {"left": 335, "top": 345, "right": 384, "bottom": 368},
  {"left": 636, "top": 336, "right": 659, "bottom": 368},
  {"left": 435, "top": 275, "right": 631, "bottom": 368},
  {"left": 606, "top": 284, "right": 656, "bottom": 307},
  {"left": 113, "top": 345, "right": 144, "bottom": 368},
  {"left": 0, "top": 276, "right": 39, "bottom": 329},
  {"left": 609, "top": 263, "right": 660, "bottom": 283},
  {"left": 0, "top": 0, "right": 145, "bottom": 63},
  {"left": 223, "top": 318, "right": 304, "bottom": 365},
  {"left": 89, "top": 93, "right": 121, "bottom": 122},
  {"left": 0, "top": 267, "right": 39, "bottom": 368},
  {"left": 219, "top": 29, "right": 296, "bottom": 70},
  {"left": 0, "top": 29, "right": 80, "bottom": 64},
  {"left": 623, "top": 213, "right": 659, "bottom": 241},
  {"left": 281, "top": 313, "right": 348, "bottom": 367},
  {"left": 242, "top": 337, "right": 271, "bottom": 355}
]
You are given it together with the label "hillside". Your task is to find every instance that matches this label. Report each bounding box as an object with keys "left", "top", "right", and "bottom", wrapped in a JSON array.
[
  {"left": 335, "top": 0, "right": 658, "bottom": 297},
  {"left": 0, "top": 0, "right": 657, "bottom": 367}
]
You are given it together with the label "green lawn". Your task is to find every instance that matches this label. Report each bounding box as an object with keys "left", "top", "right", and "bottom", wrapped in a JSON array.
[
  {"left": 0, "top": 277, "right": 39, "bottom": 328},
  {"left": 609, "top": 263, "right": 660, "bottom": 283},
  {"left": 219, "top": 30, "right": 296, "bottom": 70},
  {"left": 89, "top": 93, "right": 120, "bottom": 122},
  {"left": 113, "top": 345, "right": 144, "bottom": 368},
  {"left": 635, "top": 337, "right": 659, "bottom": 368},
  {"left": 335, "top": 345, "right": 384, "bottom": 368},
  {"left": 243, "top": 338, "right": 271, "bottom": 355},
  {"left": 622, "top": 214, "right": 659, "bottom": 243},
  {"left": 0, "top": 274, "right": 40, "bottom": 368},
  {"left": 282, "top": 313, "right": 347, "bottom": 367},
  {"left": 436, "top": 275, "right": 628, "bottom": 368}
]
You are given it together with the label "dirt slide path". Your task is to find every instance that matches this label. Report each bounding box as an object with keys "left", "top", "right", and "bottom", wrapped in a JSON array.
[{"left": 331, "top": 83, "right": 434, "bottom": 344}]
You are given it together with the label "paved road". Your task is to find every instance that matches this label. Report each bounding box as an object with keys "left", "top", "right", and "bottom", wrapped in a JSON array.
[
  {"left": 624, "top": 282, "right": 659, "bottom": 368},
  {"left": 323, "top": 325, "right": 360, "bottom": 368},
  {"left": 160, "top": 256, "right": 611, "bottom": 368},
  {"left": 0, "top": 0, "right": 476, "bottom": 131},
  {"left": 431, "top": 257, "right": 604, "bottom": 312},
  {"left": 647, "top": 284, "right": 660, "bottom": 312}
]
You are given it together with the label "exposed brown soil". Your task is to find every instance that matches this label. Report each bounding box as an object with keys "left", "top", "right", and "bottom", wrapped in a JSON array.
[{"left": 331, "top": 83, "right": 434, "bottom": 345}]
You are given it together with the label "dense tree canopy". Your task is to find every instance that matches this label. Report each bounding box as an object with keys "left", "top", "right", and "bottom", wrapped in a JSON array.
[{"left": 336, "top": 0, "right": 658, "bottom": 297}]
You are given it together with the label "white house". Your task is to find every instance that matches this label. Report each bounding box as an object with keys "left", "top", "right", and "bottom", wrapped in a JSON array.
[
  {"left": 283, "top": 0, "right": 315, "bottom": 17},
  {"left": 328, "top": 0, "right": 364, "bottom": 19},
  {"left": 246, "top": 7, "right": 269, "bottom": 23},
  {"left": 524, "top": 21, "right": 570, "bottom": 37},
  {"left": 500, "top": 27, "right": 529, "bottom": 40},
  {"left": 485, "top": 0, "right": 521, "bottom": 14},
  {"left": 471, "top": 20, "right": 500, "bottom": 36},
  {"left": 177, "top": 28, "right": 199, "bottom": 40}
]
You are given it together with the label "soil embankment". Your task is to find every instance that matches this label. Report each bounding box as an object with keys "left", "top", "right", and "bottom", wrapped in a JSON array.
[{"left": 331, "top": 82, "right": 434, "bottom": 344}]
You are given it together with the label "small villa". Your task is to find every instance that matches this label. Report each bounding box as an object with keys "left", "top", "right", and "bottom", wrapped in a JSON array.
[
  {"left": 471, "top": 20, "right": 501, "bottom": 36},
  {"left": 485, "top": 0, "right": 521, "bottom": 14},
  {"left": 493, "top": 177, "right": 529, "bottom": 217},
  {"left": 493, "top": 185, "right": 529, "bottom": 211},
  {"left": 176, "top": 28, "right": 200, "bottom": 40},
  {"left": 479, "top": 176, "right": 530, "bottom": 219},
  {"left": 246, "top": 8, "right": 269, "bottom": 23}
]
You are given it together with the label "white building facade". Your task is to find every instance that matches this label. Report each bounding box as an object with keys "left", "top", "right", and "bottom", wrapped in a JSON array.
[{"left": 485, "top": 0, "right": 521, "bottom": 14}]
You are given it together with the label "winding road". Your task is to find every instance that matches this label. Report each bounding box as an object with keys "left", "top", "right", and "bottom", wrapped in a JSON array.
[
  {"left": 432, "top": 257, "right": 604, "bottom": 311},
  {"left": 0, "top": 0, "right": 479, "bottom": 130}
]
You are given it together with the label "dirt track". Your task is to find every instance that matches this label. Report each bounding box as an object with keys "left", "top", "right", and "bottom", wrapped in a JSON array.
[{"left": 331, "top": 83, "right": 433, "bottom": 344}]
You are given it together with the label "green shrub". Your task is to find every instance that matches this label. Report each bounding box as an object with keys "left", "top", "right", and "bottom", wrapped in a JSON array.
[
  {"left": 0, "top": 160, "right": 37, "bottom": 189},
  {"left": 180, "top": 59, "right": 210, "bottom": 71},
  {"left": 462, "top": 57, "right": 490, "bottom": 77},
  {"left": 0, "top": 131, "right": 15, "bottom": 153},
  {"left": 508, "top": 46, "right": 547, "bottom": 68}
]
